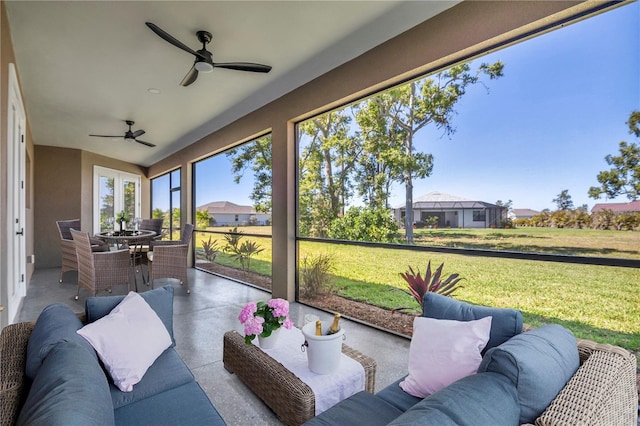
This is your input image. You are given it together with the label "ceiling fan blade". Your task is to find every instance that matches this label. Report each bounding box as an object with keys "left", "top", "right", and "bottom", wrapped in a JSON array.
[
  {"left": 89, "top": 134, "right": 123, "bottom": 138},
  {"left": 180, "top": 65, "right": 199, "bottom": 86},
  {"left": 131, "top": 129, "right": 145, "bottom": 138},
  {"left": 214, "top": 62, "right": 272, "bottom": 73},
  {"left": 145, "top": 22, "right": 207, "bottom": 61},
  {"left": 135, "top": 139, "right": 156, "bottom": 148}
]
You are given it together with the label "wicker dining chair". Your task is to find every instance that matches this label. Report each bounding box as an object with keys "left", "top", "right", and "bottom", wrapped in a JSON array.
[
  {"left": 140, "top": 218, "right": 164, "bottom": 239},
  {"left": 132, "top": 218, "right": 165, "bottom": 276},
  {"left": 56, "top": 219, "right": 109, "bottom": 283},
  {"left": 70, "top": 229, "right": 131, "bottom": 300},
  {"left": 147, "top": 223, "right": 194, "bottom": 294}
]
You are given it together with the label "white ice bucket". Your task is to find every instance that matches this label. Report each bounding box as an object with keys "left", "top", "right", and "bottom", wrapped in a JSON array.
[{"left": 301, "top": 322, "right": 345, "bottom": 374}]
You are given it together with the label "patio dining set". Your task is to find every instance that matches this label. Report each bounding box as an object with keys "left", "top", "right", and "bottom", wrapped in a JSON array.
[{"left": 55, "top": 219, "right": 194, "bottom": 299}]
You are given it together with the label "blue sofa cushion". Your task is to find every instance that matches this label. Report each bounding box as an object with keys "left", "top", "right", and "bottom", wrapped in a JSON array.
[
  {"left": 422, "top": 293, "right": 522, "bottom": 353},
  {"left": 114, "top": 381, "right": 226, "bottom": 426},
  {"left": 376, "top": 377, "right": 422, "bottom": 412},
  {"left": 387, "top": 372, "right": 520, "bottom": 426},
  {"left": 110, "top": 347, "right": 195, "bottom": 409},
  {"left": 85, "top": 285, "right": 175, "bottom": 347},
  {"left": 304, "top": 391, "right": 404, "bottom": 426},
  {"left": 25, "top": 303, "right": 97, "bottom": 379},
  {"left": 17, "top": 341, "right": 114, "bottom": 426},
  {"left": 478, "top": 324, "right": 579, "bottom": 424}
]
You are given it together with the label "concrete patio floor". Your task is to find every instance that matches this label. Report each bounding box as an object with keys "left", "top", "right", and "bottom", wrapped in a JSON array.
[{"left": 16, "top": 267, "right": 411, "bottom": 425}]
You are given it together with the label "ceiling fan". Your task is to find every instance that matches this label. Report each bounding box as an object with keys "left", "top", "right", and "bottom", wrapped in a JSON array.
[
  {"left": 89, "top": 120, "right": 156, "bottom": 147},
  {"left": 146, "top": 22, "right": 272, "bottom": 87}
]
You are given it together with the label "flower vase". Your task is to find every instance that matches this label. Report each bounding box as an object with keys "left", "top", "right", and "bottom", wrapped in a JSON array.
[{"left": 258, "top": 328, "right": 281, "bottom": 349}]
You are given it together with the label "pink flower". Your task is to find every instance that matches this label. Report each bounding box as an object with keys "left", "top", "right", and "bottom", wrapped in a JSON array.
[
  {"left": 282, "top": 317, "right": 293, "bottom": 330},
  {"left": 243, "top": 315, "right": 264, "bottom": 336},
  {"left": 268, "top": 298, "right": 289, "bottom": 318},
  {"left": 238, "top": 302, "right": 257, "bottom": 324}
]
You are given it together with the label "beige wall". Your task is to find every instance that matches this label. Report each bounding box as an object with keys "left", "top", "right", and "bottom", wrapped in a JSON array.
[
  {"left": 33, "top": 146, "right": 148, "bottom": 268},
  {"left": 148, "top": 1, "right": 598, "bottom": 300}
]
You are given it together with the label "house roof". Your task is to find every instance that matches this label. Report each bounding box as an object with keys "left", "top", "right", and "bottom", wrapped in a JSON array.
[
  {"left": 395, "top": 191, "right": 502, "bottom": 210},
  {"left": 512, "top": 208, "right": 540, "bottom": 217},
  {"left": 197, "top": 201, "right": 262, "bottom": 215},
  {"left": 591, "top": 200, "right": 640, "bottom": 213}
]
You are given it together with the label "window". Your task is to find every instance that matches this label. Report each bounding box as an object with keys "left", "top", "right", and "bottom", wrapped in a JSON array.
[
  {"left": 294, "top": 3, "right": 638, "bottom": 350},
  {"left": 472, "top": 210, "right": 485, "bottom": 222},
  {"left": 93, "top": 166, "right": 140, "bottom": 234},
  {"left": 193, "top": 135, "right": 273, "bottom": 290},
  {"left": 151, "top": 169, "right": 180, "bottom": 240}
]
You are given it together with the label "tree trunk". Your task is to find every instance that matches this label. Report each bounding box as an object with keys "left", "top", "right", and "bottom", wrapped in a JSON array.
[{"left": 405, "top": 176, "right": 414, "bottom": 243}]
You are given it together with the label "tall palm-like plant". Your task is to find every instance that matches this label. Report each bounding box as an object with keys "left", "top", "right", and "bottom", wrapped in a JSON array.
[{"left": 395, "top": 260, "right": 462, "bottom": 312}]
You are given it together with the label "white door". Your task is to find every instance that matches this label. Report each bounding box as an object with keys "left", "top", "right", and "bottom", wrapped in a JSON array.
[
  {"left": 93, "top": 166, "right": 141, "bottom": 234},
  {"left": 5, "top": 64, "right": 27, "bottom": 324}
]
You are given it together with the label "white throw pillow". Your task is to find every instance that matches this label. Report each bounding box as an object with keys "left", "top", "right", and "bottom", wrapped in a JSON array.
[
  {"left": 399, "top": 316, "right": 492, "bottom": 398},
  {"left": 77, "top": 291, "right": 172, "bottom": 392}
]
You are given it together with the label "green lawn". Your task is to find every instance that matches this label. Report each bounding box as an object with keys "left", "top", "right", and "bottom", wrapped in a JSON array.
[
  {"left": 194, "top": 226, "right": 640, "bottom": 351},
  {"left": 412, "top": 227, "right": 640, "bottom": 259}
]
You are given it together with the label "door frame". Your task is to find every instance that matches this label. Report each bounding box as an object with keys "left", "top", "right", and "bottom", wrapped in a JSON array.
[{"left": 4, "top": 63, "right": 27, "bottom": 325}]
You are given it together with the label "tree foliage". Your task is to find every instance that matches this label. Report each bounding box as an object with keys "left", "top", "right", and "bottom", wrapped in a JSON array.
[
  {"left": 353, "top": 61, "right": 504, "bottom": 243},
  {"left": 328, "top": 206, "right": 399, "bottom": 243},
  {"left": 298, "top": 111, "right": 358, "bottom": 237},
  {"left": 553, "top": 189, "right": 574, "bottom": 211},
  {"left": 226, "top": 135, "right": 273, "bottom": 213},
  {"left": 195, "top": 209, "right": 212, "bottom": 229},
  {"left": 589, "top": 111, "right": 640, "bottom": 201}
]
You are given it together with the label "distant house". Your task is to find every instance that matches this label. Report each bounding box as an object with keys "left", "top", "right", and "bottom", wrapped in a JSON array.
[
  {"left": 197, "top": 201, "right": 271, "bottom": 226},
  {"left": 591, "top": 200, "right": 640, "bottom": 213},
  {"left": 393, "top": 191, "right": 505, "bottom": 229},
  {"left": 511, "top": 208, "right": 540, "bottom": 220}
]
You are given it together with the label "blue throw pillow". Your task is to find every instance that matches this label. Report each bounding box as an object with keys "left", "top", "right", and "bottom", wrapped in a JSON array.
[
  {"left": 478, "top": 324, "right": 579, "bottom": 424},
  {"left": 85, "top": 286, "right": 175, "bottom": 346},
  {"left": 26, "top": 303, "right": 97, "bottom": 379},
  {"left": 422, "top": 293, "right": 522, "bottom": 352},
  {"left": 388, "top": 372, "right": 520, "bottom": 426},
  {"left": 17, "top": 341, "right": 115, "bottom": 426}
]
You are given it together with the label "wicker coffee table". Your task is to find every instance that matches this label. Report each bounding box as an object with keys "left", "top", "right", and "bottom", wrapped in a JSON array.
[{"left": 223, "top": 330, "right": 376, "bottom": 425}]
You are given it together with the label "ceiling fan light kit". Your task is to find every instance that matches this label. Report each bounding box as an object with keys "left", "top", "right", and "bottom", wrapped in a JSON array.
[
  {"left": 89, "top": 120, "right": 156, "bottom": 148},
  {"left": 195, "top": 61, "right": 214, "bottom": 73},
  {"left": 145, "top": 22, "right": 272, "bottom": 87}
]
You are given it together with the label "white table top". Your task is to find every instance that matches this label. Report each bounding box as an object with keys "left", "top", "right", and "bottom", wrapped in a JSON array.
[{"left": 254, "top": 326, "right": 365, "bottom": 415}]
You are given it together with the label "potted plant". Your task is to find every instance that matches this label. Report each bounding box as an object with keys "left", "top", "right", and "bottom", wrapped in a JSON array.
[{"left": 238, "top": 298, "right": 293, "bottom": 346}]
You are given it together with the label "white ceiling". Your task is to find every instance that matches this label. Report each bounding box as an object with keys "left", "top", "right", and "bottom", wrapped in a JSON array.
[{"left": 5, "top": 1, "right": 456, "bottom": 167}]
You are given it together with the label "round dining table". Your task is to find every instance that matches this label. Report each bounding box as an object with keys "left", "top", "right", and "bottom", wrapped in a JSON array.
[{"left": 94, "top": 230, "right": 157, "bottom": 291}]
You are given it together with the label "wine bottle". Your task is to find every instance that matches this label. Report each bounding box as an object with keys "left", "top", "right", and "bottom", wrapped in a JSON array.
[
  {"left": 327, "top": 313, "right": 341, "bottom": 335},
  {"left": 315, "top": 320, "right": 323, "bottom": 336}
]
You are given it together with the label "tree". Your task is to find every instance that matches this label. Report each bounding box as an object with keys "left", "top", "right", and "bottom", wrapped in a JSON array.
[
  {"left": 151, "top": 208, "right": 165, "bottom": 220},
  {"left": 553, "top": 190, "right": 574, "bottom": 211},
  {"left": 364, "top": 61, "right": 504, "bottom": 242},
  {"left": 352, "top": 99, "right": 406, "bottom": 209},
  {"left": 195, "top": 209, "right": 212, "bottom": 229},
  {"left": 226, "top": 135, "right": 273, "bottom": 212},
  {"left": 589, "top": 111, "right": 640, "bottom": 201},
  {"left": 298, "top": 110, "right": 359, "bottom": 237},
  {"left": 495, "top": 199, "right": 513, "bottom": 219}
]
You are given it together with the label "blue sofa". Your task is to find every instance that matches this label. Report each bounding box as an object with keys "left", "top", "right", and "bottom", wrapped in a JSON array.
[
  {"left": 0, "top": 286, "right": 225, "bottom": 426},
  {"left": 305, "top": 293, "right": 638, "bottom": 426}
]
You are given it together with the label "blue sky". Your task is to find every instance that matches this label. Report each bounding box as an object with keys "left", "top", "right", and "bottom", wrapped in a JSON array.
[{"left": 192, "top": 2, "right": 639, "bottom": 213}]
